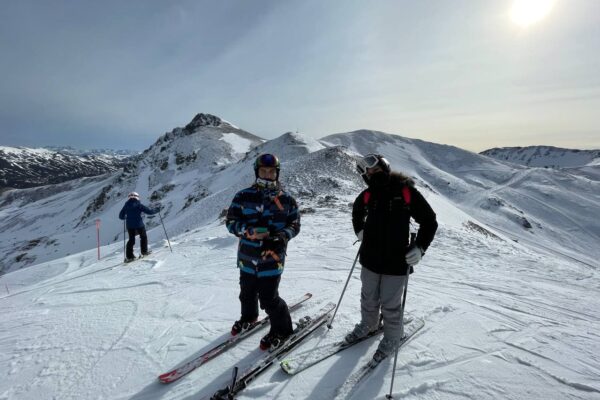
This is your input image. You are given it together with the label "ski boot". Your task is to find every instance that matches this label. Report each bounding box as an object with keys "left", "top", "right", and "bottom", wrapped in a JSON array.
[
  {"left": 343, "top": 322, "right": 372, "bottom": 344},
  {"left": 231, "top": 318, "right": 257, "bottom": 336},
  {"left": 259, "top": 331, "right": 290, "bottom": 351},
  {"left": 371, "top": 336, "right": 400, "bottom": 365}
]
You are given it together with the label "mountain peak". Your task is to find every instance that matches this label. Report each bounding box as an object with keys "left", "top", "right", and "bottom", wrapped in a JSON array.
[{"left": 183, "top": 113, "right": 223, "bottom": 132}]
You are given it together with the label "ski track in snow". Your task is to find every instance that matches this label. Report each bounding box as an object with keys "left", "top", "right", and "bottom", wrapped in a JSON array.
[{"left": 1, "top": 203, "right": 599, "bottom": 400}]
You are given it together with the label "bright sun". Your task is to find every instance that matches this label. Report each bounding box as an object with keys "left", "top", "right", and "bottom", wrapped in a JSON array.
[{"left": 510, "top": 0, "right": 556, "bottom": 27}]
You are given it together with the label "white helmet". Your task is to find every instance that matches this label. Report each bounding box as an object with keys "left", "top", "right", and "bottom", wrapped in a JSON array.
[{"left": 128, "top": 192, "right": 140, "bottom": 200}]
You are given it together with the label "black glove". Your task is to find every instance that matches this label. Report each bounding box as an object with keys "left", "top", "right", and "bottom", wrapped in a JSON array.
[{"left": 262, "top": 232, "right": 288, "bottom": 252}]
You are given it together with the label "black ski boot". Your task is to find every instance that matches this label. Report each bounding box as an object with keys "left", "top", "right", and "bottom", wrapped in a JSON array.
[
  {"left": 231, "top": 318, "right": 257, "bottom": 336},
  {"left": 259, "top": 331, "right": 289, "bottom": 350}
]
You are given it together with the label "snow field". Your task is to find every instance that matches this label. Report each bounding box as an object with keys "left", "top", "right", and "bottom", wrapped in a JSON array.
[{"left": 1, "top": 198, "right": 599, "bottom": 399}]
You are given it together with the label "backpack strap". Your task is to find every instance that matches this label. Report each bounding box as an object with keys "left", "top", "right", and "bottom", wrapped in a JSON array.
[
  {"left": 363, "top": 191, "right": 371, "bottom": 205},
  {"left": 364, "top": 186, "right": 410, "bottom": 205},
  {"left": 402, "top": 185, "right": 411, "bottom": 205},
  {"left": 272, "top": 191, "right": 284, "bottom": 211}
]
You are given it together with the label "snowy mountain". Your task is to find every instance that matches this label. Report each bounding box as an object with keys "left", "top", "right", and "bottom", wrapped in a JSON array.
[
  {"left": 0, "top": 146, "right": 128, "bottom": 190},
  {"left": 482, "top": 145, "right": 600, "bottom": 181},
  {"left": 1, "top": 122, "right": 599, "bottom": 399},
  {"left": 323, "top": 130, "right": 600, "bottom": 267},
  {"left": 43, "top": 146, "right": 138, "bottom": 158},
  {"left": 0, "top": 113, "right": 267, "bottom": 273}
]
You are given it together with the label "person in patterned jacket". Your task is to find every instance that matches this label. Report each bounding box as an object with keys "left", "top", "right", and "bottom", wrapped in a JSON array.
[{"left": 226, "top": 153, "right": 301, "bottom": 350}]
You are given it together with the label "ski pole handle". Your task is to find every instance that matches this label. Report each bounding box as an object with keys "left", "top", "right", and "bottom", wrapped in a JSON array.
[{"left": 327, "top": 243, "right": 362, "bottom": 329}]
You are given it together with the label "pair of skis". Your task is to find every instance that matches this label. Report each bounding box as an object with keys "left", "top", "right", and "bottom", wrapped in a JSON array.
[
  {"left": 331, "top": 318, "right": 425, "bottom": 399},
  {"left": 158, "top": 292, "right": 313, "bottom": 384},
  {"left": 208, "top": 302, "right": 336, "bottom": 400},
  {"left": 279, "top": 317, "right": 424, "bottom": 399},
  {"left": 158, "top": 290, "right": 424, "bottom": 399}
]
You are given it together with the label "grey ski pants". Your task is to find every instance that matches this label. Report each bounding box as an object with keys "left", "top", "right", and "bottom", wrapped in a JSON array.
[{"left": 360, "top": 267, "right": 408, "bottom": 341}]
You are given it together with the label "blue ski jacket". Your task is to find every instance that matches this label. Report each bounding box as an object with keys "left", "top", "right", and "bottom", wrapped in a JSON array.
[
  {"left": 226, "top": 184, "right": 300, "bottom": 277},
  {"left": 119, "top": 199, "right": 159, "bottom": 229}
]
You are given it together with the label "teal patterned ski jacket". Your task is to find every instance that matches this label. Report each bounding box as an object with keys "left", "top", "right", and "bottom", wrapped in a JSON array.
[{"left": 226, "top": 184, "right": 300, "bottom": 277}]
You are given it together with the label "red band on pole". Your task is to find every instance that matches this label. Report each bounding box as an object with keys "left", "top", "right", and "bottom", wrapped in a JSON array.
[{"left": 96, "top": 219, "right": 101, "bottom": 260}]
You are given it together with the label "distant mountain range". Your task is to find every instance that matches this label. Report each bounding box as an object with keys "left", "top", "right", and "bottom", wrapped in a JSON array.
[
  {"left": 481, "top": 146, "right": 600, "bottom": 181},
  {"left": 1, "top": 114, "right": 598, "bottom": 274},
  {"left": 0, "top": 146, "right": 137, "bottom": 190}
]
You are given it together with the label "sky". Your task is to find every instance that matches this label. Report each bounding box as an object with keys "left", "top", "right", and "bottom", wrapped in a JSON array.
[{"left": 1, "top": 0, "right": 599, "bottom": 152}]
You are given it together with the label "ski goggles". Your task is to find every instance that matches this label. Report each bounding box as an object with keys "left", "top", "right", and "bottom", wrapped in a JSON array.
[{"left": 356, "top": 154, "right": 381, "bottom": 175}]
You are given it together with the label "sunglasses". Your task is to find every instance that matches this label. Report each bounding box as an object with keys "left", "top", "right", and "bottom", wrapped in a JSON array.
[{"left": 356, "top": 154, "right": 381, "bottom": 175}]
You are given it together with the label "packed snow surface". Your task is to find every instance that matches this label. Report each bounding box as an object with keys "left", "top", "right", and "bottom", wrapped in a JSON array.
[{"left": 1, "top": 194, "right": 598, "bottom": 399}]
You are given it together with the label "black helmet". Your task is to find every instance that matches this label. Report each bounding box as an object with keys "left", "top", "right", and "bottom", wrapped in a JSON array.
[
  {"left": 254, "top": 153, "right": 281, "bottom": 179},
  {"left": 356, "top": 153, "right": 391, "bottom": 176}
]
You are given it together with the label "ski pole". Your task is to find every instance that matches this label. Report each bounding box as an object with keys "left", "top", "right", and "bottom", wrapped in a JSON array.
[
  {"left": 327, "top": 243, "right": 362, "bottom": 329},
  {"left": 158, "top": 210, "right": 173, "bottom": 252},
  {"left": 123, "top": 221, "right": 126, "bottom": 262},
  {"left": 386, "top": 273, "right": 410, "bottom": 399}
]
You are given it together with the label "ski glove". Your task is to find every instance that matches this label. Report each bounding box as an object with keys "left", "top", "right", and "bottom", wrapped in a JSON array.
[
  {"left": 262, "top": 232, "right": 288, "bottom": 251},
  {"left": 405, "top": 245, "right": 424, "bottom": 266},
  {"left": 356, "top": 230, "right": 364, "bottom": 241}
]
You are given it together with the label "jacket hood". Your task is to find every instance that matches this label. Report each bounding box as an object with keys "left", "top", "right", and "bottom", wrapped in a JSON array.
[{"left": 389, "top": 171, "right": 415, "bottom": 187}]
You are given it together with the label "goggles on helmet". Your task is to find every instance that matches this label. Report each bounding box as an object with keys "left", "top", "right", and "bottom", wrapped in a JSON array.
[{"left": 356, "top": 154, "right": 382, "bottom": 175}]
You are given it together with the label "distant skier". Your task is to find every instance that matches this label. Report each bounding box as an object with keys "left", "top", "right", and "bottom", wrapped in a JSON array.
[
  {"left": 118, "top": 192, "right": 160, "bottom": 262},
  {"left": 225, "top": 153, "right": 301, "bottom": 350},
  {"left": 346, "top": 154, "right": 437, "bottom": 359}
]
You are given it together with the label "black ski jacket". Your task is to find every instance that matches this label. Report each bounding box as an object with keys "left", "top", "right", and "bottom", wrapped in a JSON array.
[{"left": 352, "top": 172, "right": 437, "bottom": 276}]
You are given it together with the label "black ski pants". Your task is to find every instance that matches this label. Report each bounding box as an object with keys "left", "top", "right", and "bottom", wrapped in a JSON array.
[
  {"left": 239, "top": 272, "right": 293, "bottom": 336},
  {"left": 126, "top": 227, "right": 148, "bottom": 258}
]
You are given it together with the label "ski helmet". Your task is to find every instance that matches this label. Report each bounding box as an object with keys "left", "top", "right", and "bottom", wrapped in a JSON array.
[
  {"left": 128, "top": 192, "right": 140, "bottom": 200},
  {"left": 356, "top": 154, "right": 391, "bottom": 176},
  {"left": 254, "top": 153, "right": 281, "bottom": 180}
]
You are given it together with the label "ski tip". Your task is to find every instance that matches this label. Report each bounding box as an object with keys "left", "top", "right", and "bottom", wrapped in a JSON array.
[{"left": 158, "top": 370, "right": 180, "bottom": 384}]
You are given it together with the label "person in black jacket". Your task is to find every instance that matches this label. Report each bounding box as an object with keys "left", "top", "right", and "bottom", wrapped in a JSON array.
[
  {"left": 118, "top": 192, "right": 160, "bottom": 262},
  {"left": 345, "top": 154, "right": 438, "bottom": 358}
]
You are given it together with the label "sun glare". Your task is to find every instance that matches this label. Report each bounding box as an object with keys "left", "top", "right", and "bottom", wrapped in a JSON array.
[{"left": 510, "top": 0, "right": 556, "bottom": 27}]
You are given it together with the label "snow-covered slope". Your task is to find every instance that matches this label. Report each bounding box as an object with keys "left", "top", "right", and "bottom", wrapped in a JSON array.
[
  {"left": 0, "top": 189, "right": 598, "bottom": 399},
  {"left": 323, "top": 130, "right": 600, "bottom": 267},
  {"left": 481, "top": 146, "right": 600, "bottom": 168},
  {"left": 0, "top": 146, "right": 126, "bottom": 189},
  {"left": 482, "top": 145, "right": 600, "bottom": 181}
]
